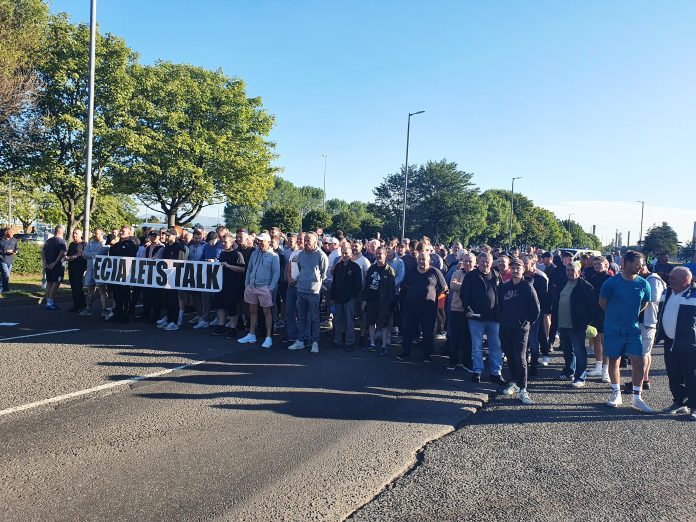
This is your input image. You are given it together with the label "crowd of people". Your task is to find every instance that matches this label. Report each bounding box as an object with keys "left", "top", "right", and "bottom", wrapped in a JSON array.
[{"left": 3, "top": 221, "right": 695, "bottom": 419}]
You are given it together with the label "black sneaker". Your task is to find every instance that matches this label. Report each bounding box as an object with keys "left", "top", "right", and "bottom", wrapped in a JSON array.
[
  {"left": 396, "top": 351, "right": 410, "bottom": 361},
  {"left": 490, "top": 374, "right": 507, "bottom": 386},
  {"left": 471, "top": 373, "right": 481, "bottom": 383},
  {"left": 210, "top": 326, "right": 225, "bottom": 336},
  {"left": 369, "top": 344, "right": 377, "bottom": 353},
  {"left": 224, "top": 328, "right": 238, "bottom": 339},
  {"left": 643, "top": 380, "right": 651, "bottom": 390}
]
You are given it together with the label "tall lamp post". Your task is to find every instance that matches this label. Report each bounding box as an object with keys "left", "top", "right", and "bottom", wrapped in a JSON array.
[
  {"left": 508, "top": 176, "right": 522, "bottom": 251},
  {"left": 81, "top": 0, "right": 97, "bottom": 236},
  {"left": 322, "top": 154, "right": 327, "bottom": 211},
  {"left": 637, "top": 200, "right": 645, "bottom": 248},
  {"left": 401, "top": 110, "right": 425, "bottom": 239},
  {"left": 567, "top": 212, "right": 574, "bottom": 233}
]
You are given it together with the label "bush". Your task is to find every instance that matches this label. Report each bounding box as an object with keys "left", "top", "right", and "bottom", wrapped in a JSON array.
[{"left": 12, "top": 242, "right": 44, "bottom": 275}]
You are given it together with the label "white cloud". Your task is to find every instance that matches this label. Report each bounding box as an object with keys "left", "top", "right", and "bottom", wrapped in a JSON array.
[{"left": 543, "top": 200, "right": 696, "bottom": 246}]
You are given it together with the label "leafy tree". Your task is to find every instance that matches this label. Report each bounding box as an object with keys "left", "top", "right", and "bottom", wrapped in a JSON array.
[
  {"left": 30, "top": 15, "right": 137, "bottom": 235},
  {"left": 224, "top": 202, "right": 261, "bottom": 231},
  {"left": 326, "top": 198, "right": 350, "bottom": 216},
  {"left": 0, "top": 0, "right": 47, "bottom": 127},
  {"left": 373, "top": 160, "right": 484, "bottom": 243},
  {"left": 298, "top": 186, "right": 325, "bottom": 212},
  {"left": 642, "top": 222, "right": 679, "bottom": 256},
  {"left": 146, "top": 215, "right": 162, "bottom": 224},
  {"left": 261, "top": 205, "right": 301, "bottom": 233},
  {"left": 117, "top": 61, "right": 277, "bottom": 226},
  {"left": 331, "top": 211, "right": 361, "bottom": 236},
  {"left": 263, "top": 177, "right": 304, "bottom": 210},
  {"left": 302, "top": 209, "right": 331, "bottom": 232},
  {"left": 359, "top": 213, "right": 384, "bottom": 240},
  {"left": 90, "top": 194, "right": 139, "bottom": 230}
]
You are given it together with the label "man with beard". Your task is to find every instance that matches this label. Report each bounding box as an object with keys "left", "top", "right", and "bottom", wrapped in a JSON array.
[{"left": 108, "top": 225, "right": 138, "bottom": 322}]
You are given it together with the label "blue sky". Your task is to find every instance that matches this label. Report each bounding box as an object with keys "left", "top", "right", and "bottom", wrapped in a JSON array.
[{"left": 49, "top": 0, "right": 696, "bottom": 243}]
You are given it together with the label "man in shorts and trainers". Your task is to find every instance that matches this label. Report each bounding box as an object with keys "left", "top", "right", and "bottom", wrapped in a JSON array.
[
  {"left": 239, "top": 232, "right": 280, "bottom": 348},
  {"left": 42, "top": 226, "right": 67, "bottom": 310},
  {"left": 599, "top": 250, "right": 653, "bottom": 412}
]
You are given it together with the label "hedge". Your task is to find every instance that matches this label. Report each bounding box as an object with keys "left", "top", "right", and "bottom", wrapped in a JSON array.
[{"left": 11, "top": 243, "right": 44, "bottom": 275}]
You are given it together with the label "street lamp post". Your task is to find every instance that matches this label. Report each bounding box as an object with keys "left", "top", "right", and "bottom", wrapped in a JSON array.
[
  {"left": 401, "top": 110, "right": 424, "bottom": 239},
  {"left": 322, "top": 154, "right": 327, "bottom": 211},
  {"left": 637, "top": 200, "right": 645, "bottom": 247},
  {"left": 83, "top": 0, "right": 97, "bottom": 235},
  {"left": 567, "top": 212, "right": 574, "bottom": 233},
  {"left": 508, "top": 176, "right": 522, "bottom": 251}
]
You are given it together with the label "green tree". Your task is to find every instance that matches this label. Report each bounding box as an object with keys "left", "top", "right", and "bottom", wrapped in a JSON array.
[
  {"left": 30, "top": 15, "right": 137, "bottom": 235},
  {"left": 261, "top": 205, "right": 301, "bottom": 232},
  {"left": 117, "top": 61, "right": 277, "bottom": 226},
  {"left": 372, "top": 160, "right": 484, "bottom": 243},
  {"left": 302, "top": 209, "right": 331, "bottom": 232},
  {"left": 642, "top": 222, "right": 679, "bottom": 256},
  {"left": 326, "top": 198, "right": 350, "bottom": 216},
  {"left": 359, "top": 213, "right": 384, "bottom": 239},
  {"left": 331, "top": 211, "right": 362, "bottom": 236},
  {"left": 90, "top": 194, "right": 139, "bottom": 230},
  {"left": 224, "top": 203, "right": 261, "bottom": 231}
]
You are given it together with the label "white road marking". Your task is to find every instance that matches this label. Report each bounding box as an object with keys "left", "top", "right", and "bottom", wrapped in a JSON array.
[
  {"left": 0, "top": 329, "right": 81, "bottom": 341},
  {"left": 0, "top": 322, "right": 20, "bottom": 326},
  {"left": 0, "top": 358, "right": 209, "bottom": 418}
]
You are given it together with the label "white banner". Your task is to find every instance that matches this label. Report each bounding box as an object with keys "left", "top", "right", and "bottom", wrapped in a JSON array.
[{"left": 93, "top": 255, "right": 222, "bottom": 292}]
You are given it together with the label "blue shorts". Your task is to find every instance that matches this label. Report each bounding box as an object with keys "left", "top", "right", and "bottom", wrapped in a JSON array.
[{"left": 604, "top": 329, "right": 647, "bottom": 358}]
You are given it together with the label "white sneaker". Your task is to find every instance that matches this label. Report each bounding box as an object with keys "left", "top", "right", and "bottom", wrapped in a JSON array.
[
  {"left": 571, "top": 380, "right": 586, "bottom": 388},
  {"left": 631, "top": 395, "right": 654, "bottom": 414},
  {"left": 176, "top": 318, "right": 184, "bottom": 327},
  {"left": 157, "top": 321, "right": 168, "bottom": 329},
  {"left": 503, "top": 383, "right": 520, "bottom": 396},
  {"left": 607, "top": 390, "right": 622, "bottom": 408},
  {"left": 210, "top": 318, "right": 219, "bottom": 326},
  {"left": 690, "top": 410, "right": 696, "bottom": 421},
  {"left": 586, "top": 367, "right": 603, "bottom": 378},
  {"left": 164, "top": 322, "right": 179, "bottom": 331},
  {"left": 188, "top": 316, "right": 200, "bottom": 324},
  {"left": 156, "top": 317, "right": 168, "bottom": 325},
  {"left": 261, "top": 337, "right": 272, "bottom": 349},
  {"left": 193, "top": 320, "right": 209, "bottom": 329},
  {"left": 601, "top": 370, "right": 611, "bottom": 383},
  {"left": 518, "top": 389, "right": 534, "bottom": 405},
  {"left": 310, "top": 342, "right": 319, "bottom": 353},
  {"left": 539, "top": 356, "right": 550, "bottom": 366},
  {"left": 238, "top": 333, "right": 257, "bottom": 344},
  {"left": 288, "top": 340, "right": 305, "bottom": 350}
]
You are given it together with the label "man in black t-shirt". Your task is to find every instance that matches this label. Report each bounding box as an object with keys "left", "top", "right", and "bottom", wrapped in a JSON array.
[
  {"left": 65, "top": 229, "right": 87, "bottom": 313},
  {"left": 156, "top": 228, "right": 187, "bottom": 331},
  {"left": 42, "top": 226, "right": 68, "bottom": 310},
  {"left": 108, "top": 225, "right": 138, "bottom": 322}
]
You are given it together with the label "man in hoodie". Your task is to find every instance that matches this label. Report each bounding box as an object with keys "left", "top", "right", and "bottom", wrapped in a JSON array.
[
  {"left": 289, "top": 232, "right": 328, "bottom": 353},
  {"left": 460, "top": 250, "right": 505, "bottom": 384},
  {"left": 331, "top": 243, "right": 363, "bottom": 349},
  {"left": 499, "top": 258, "right": 540, "bottom": 404},
  {"left": 239, "top": 232, "right": 280, "bottom": 348}
]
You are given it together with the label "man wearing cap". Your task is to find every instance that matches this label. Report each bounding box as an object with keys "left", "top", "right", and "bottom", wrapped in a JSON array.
[{"left": 239, "top": 232, "right": 280, "bottom": 348}]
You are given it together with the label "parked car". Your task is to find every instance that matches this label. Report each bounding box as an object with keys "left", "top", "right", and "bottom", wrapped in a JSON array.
[
  {"left": 14, "top": 233, "right": 45, "bottom": 246},
  {"left": 558, "top": 247, "right": 602, "bottom": 262}
]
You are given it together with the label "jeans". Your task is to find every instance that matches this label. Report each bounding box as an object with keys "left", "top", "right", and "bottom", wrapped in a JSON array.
[
  {"left": 286, "top": 285, "right": 299, "bottom": 340},
  {"left": 469, "top": 320, "right": 503, "bottom": 376},
  {"left": 448, "top": 310, "right": 472, "bottom": 367},
  {"left": 297, "top": 291, "right": 320, "bottom": 343},
  {"left": 0, "top": 259, "right": 12, "bottom": 292},
  {"left": 528, "top": 316, "right": 541, "bottom": 366},
  {"left": 333, "top": 298, "right": 356, "bottom": 345},
  {"left": 500, "top": 325, "right": 530, "bottom": 389},
  {"left": 559, "top": 327, "right": 587, "bottom": 380}
]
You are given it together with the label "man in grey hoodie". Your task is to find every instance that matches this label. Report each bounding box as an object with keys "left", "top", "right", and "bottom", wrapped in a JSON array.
[
  {"left": 239, "top": 232, "right": 280, "bottom": 348},
  {"left": 289, "top": 232, "right": 328, "bottom": 353}
]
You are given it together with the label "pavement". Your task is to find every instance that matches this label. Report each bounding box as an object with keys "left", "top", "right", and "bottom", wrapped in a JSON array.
[{"left": 0, "top": 302, "right": 694, "bottom": 521}]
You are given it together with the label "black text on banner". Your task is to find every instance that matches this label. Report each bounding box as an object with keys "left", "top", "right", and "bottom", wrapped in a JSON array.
[{"left": 93, "top": 256, "right": 222, "bottom": 292}]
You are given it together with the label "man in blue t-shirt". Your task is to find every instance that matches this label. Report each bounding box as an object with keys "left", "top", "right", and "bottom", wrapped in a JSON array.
[{"left": 599, "top": 250, "right": 652, "bottom": 412}]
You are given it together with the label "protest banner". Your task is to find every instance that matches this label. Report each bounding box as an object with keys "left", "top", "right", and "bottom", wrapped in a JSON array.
[{"left": 93, "top": 256, "right": 222, "bottom": 292}]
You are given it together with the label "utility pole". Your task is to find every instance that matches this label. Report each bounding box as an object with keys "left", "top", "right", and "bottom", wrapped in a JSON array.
[
  {"left": 508, "top": 177, "right": 521, "bottom": 251},
  {"left": 83, "top": 0, "right": 97, "bottom": 235},
  {"left": 401, "top": 110, "right": 424, "bottom": 239},
  {"left": 637, "top": 200, "right": 645, "bottom": 247},
  {"left": 322, "top": 154, "right": 327, "bottom": 211}
]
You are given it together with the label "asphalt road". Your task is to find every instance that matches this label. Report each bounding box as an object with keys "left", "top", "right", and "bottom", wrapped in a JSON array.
[
  {"left": 1, "top": 303, "right": 694, "bottom": 521},
  {"left": 0, "top": 303, "right": 489, "bottom": 521}
]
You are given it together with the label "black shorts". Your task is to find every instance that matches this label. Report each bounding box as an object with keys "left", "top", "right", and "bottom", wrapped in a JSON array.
[
  {"left": 591, "top": 310, "right": 605, "bottom": 334},
  {"left": 45, "top": 267, "right": 65, "bottom": 284},
  {"left": 365, "top": 301, "right": 391, "bottom": 329},
  {"left": 212, "top": 288, "right": 238, "bottom": 315}
]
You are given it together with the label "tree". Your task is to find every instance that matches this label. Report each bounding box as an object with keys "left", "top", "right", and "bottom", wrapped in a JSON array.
[
  {"left": 116, "top": 61, "right": 277, "bottom": 226},
  {"left": 90, "top": 194, "right": 139, "bottom": 230},
  {"left": 373, "top": 160, "right": 484, "bottom": 243},
  {"left": 0, "top": 0, "right": 47, "bottom": 127},
  {"left": 359, "top": 213, "right": 384, "bottom": 240},
  {"left": 331, "top": 211, "right": 361, "bottom": 236},
  {"left": 302, "top": 209, "right": 331, "bottom": 232},
  {"left": 642, "top": 222, "right": 679, "bottom": 256},
  {"left": 224, "top": 202, "right": 261, "bottom": 231},
  {"left": 261, "top": 206, "right": 301, "bottom": 233},
  {"left": 30, "top": 15, "right": 137, "bottom": 235},
  {"left": 326, "top": 198, "right": 350, "bottom": 216}
]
